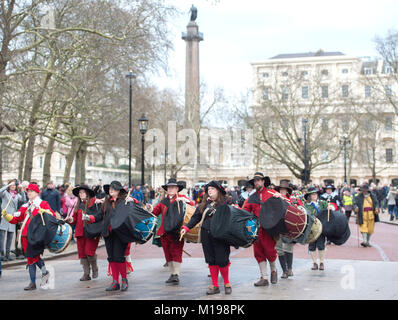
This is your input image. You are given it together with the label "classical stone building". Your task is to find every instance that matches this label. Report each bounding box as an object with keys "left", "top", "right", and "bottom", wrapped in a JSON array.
[{"left": 250, "top": 51, "right": 398, "bottom": 187}]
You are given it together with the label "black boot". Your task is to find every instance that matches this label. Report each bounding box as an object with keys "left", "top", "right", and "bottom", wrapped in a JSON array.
[
  {"left": 121, "top": 278, "right": 128, "bottom": 291},
  {"left": 278, "top": 255, "right": 288, "bottom": 278},
  {"left": 105, "top": 280, "right": 120, "bottom": 291},
  {"left": 24, "top": 282, "right": 36, "bottom": 290}
]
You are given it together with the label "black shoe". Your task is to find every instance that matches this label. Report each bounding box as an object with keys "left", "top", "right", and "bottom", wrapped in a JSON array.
[
  {"left": 6, "top": 254, "right": 15, "bottom": 261},
  {"left": 16, "top": 255, "right": 25, "bottom": 260},
  {"left": 206, "top": 285, "right": 220, "bottom": 295},
  {"left": 390, "top": 216, "right": 394, "bottom": 221},
  {"left": 24, "top": 282, "right": 37, "bottom": 291},
  {"left": 121, "top": 278, "right": 128, "bottom": 291},
  {"left": 1, "top": 255, "right": 8, "bottom": 262},
  {"left": 105, "top": 280, "right": 120, "bottom": 291},
  {"left": 166, "top": 274, "right": 179, "bottom": 284},
  {"left": 224, "top": 285, "right": 232, "bottom": 295}
]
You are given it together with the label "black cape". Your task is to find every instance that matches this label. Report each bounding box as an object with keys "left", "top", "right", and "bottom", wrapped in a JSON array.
[
  {"left": 26, "top": 213, "right": 64, "bottom": 258},
  {"left": 84, "top": 204, "right": 104, "bottom": 239},
  {"left": 259, "top": 197, "right": 289, "bottom": 237},
  {"left": 317, "top": 209, "right": 351, "bottom": 245},
  {"left": 162, "top": 199, "right": 185, "bottom": 235},
  {"left": 109, "top": 201, "right": 155, "bottom": 244},
  {"left": 210, "top": 205, "right": 259, "bottom": 248}
]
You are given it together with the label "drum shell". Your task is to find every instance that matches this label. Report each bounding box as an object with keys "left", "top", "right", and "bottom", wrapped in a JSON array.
[
  {"left": 183, "top": 204, "right": 200, "bottom": 243},
  {"left": 47, "top": 223, "right": 73, "bottom": 253}
]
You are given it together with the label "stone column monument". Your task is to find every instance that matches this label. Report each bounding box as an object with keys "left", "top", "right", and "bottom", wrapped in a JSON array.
[{"left": 182, "top": 5, "right": 203, "bottom": 131}]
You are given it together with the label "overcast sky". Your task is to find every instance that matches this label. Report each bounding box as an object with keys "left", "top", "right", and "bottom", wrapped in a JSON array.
[{"left": 151, "top": 0, "right": 398, "bottom": 97}]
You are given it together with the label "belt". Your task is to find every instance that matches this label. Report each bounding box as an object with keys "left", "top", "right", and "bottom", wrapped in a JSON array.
[{"left": 363, "top": 207, "right": 373, "bottom": 212}]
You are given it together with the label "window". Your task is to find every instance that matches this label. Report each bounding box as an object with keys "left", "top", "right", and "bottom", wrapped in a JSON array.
[
  {"left": 342, "top": 85, "right": 349, "bottom": 98},
  {"left": 342, "top": 69, "right": 349, "bottom": 74},
  {"left": 301, "top": 71, "right": 308, "bottom": 77},
  {"left": 321, "top": 118, "right": 329, "bottom": 130},
  {"left": 386, "top": 148, "right": 393, "bottom": 163},
  {"left": 364, "top": 67, "right": 372, "bottom": 75},
  {"left": 262, "top": 88, "right": 269, "bottom": 100},
  {"left": 263, "top": 72, "right": 269, "bottom": 78},
  {"left": 302, "top": 86, "right": 308, "bottom": 99},
  {"left": 365, "top": 85, "right": 371, "bottom": 97},
  {"left": 385, "top": 66, "right": 393, "bottom": 74},
  {"left": 385, "top": 85, "right": 392, "bottom": 97},
  {"left": 321, "top": 85, "right": 328, "bottom": 98},
  {"left": 3, "top": 154, "right": 9, "bottom": 171},
  {"left": 385, "top": 116, "right": 393, "bottom": 131},
  {"left": 282, "top": 87, "right": 289, "bottom": 100},
  {"left": 321, "top": 69, "right": 328, "bottom": 76},
  {"left": 282, "top": 72, "right": 288, "bottom": 77}
]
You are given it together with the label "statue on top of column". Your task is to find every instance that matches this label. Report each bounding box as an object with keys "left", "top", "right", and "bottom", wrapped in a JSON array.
[{"left": 189, "top": 5, "right": 197, "bottom": 21}]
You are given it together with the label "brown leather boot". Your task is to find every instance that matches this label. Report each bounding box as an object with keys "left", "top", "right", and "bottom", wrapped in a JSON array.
[
  {"left": 24, "top": 282, "right": 36, "bottom": 291},
  {"left": 80, "top": 258, "right": 91, "bottom": 281},
  {"left": 87, "top": 255, "right": 98, "bottom": 279},
  {"left": 271, "top": 271, "right": 278, "bottom": 284},
  {"left": 254, "top": 277, "right": 269, "bottom": 286},
  {"left": 206, "top": 285, "right": 220, "bottom": 295},
  {"left": 319, "top": 263, "right": 324, "bottom": 271},
  {"left": 311, "top": 263, "right": 318, "bottom": 270}
]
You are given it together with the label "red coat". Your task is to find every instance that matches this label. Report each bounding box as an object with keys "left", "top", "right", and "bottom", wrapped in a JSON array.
[
  {"left": 242, "top": 187, "right": 276, "bottom": 217},
  {"left": 152, "top": 194, "right": 195, "bottom": 236},
  {"left": 9, "top": 198, "right": 56, "bottom": 237},
  {"left": 71, "top": 197, "right": 96, "bottom": 238}
]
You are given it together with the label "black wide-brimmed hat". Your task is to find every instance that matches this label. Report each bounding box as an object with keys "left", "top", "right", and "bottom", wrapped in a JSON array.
[
  {"left": 304, "top": 187, "right": 321, "bottom": 200},
  {"left": 104, "top": 181, "right": 127, "bottom": 195},
  {"left": 72, "top": 185, "right": 95, "bottom": 198},
  {"left": 162, "top": 178, "right": 184, "bottom": 192},
  {"left": 204, "top": 180, "right": 226, "bottom": 195},
  {"left": 322, "top": 184, "right": 336, "bottom": 193},
  {"left": 359, "top": 183, "right": 370, "bottom": 191},
  {"left": 274, "top": 180, "right": 293, "bottom": 195},
  {"left": 248, "top": 172, "right": 271, "bottom": 188}
]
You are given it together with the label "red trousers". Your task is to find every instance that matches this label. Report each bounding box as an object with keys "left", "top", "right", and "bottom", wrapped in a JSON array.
[
  {"left": 253, "top": 228, "right": 277, "bottom": 263},
  {"left": 160, "top": 233, "right": 184, "bottom": 263},
  {"left": 76, "top": 237, "right": 100, "bottom": 259},
  {"left": 21, "top": 237, "right": 40, "bottom": 265}
]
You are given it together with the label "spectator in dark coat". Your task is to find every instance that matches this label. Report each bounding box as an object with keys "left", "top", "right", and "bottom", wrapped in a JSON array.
[{"left": 41, "top": 181, "right": 61, "bottom": 213}]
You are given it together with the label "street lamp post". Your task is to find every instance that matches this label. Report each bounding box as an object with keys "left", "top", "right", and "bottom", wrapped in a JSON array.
[
  {"left": 126, "top": 67, "right": 136, "bottom": 188},
  {"left": 339, "top": 134, "right": 351, "bottom": 184},
  {"left": 302, "top": 118, "right": 309, "bottom": 186},
  {"left": 138, "top": 114, "right": 149, "bottom": 186}
]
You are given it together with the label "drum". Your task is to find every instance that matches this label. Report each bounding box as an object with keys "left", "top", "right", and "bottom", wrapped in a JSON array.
[
  {"left": 282, "top": 205, "right": 308, "bottom": 240},
  {"left": 305, "top": 217, "right": 323, "bottom": 244},
  {"left": 47, "top": 223, "right": 73, "bottom": 254},
  {"left": 134, "top": 216, "right": 157, "bottom": 243},
  {"left": 245, "top": 218, "right": 258, "bottom": 239},
  {"left": 182, "top": 203, "right": 200, "bottom": 243}
]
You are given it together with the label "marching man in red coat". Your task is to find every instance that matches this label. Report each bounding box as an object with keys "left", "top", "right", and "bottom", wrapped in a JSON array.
[
  {"left": 1, "top": 183, "right": 56, "bottom": 290},
  {"left": 146, "top": 178, "right": 195, "bottom": 285},
  {"left": 66, "top": 185, "right": 100, "bottom": 281},
  {"left": 243, "top": 172, "right": 279, "bottom": 286}
]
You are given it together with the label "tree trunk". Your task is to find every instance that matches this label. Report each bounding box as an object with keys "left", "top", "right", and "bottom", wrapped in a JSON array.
[
  {"left": 42, "top": 103, "right": 68, "bottom": 185},
  {"left": 23, "top": 60, "right": 54, "bottom": 181},
  {"left": 79, "top": 142, "right": 88, "bottom": 184},
  {"left": 0, "top": 141, "right": 3, "bottom": 186},
  {"left": 63, "top": 139, "right": 78, "bottom": 184},
  {"left": 74, "top": 142, "right": 82, "bottom": 185},
  {"left": 18, "top": 137, "right": 27, "bottom": 180}
]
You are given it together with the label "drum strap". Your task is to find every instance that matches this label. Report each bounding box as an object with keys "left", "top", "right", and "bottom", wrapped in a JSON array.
[
  {"left": 197, "top": 208, "right": 210, "bottom": 243},
  {"left": 17, "top": 207, "right": 32, "bottom": 250}
]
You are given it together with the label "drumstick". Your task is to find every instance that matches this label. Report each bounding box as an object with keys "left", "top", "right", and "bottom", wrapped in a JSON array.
[
  {"left": 125, "top": 188, "right": 132, "bottom": 205},
  {"left": 3, "top": 196, "right": 13, "bottom": 212},
  {"left": 183, "top": 249, "right": 191, "bottom": 257},
  {"left": 327, "top": 198, "right": 331, "bottom": 222}
]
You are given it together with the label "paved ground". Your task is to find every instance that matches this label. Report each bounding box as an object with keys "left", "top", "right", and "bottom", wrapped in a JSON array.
[
  {"left": 1, "top": 216, "right": 397, "bottom": 300},
  {"left": 1, "top": 257, "right": 397, "bottom": 300}
]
